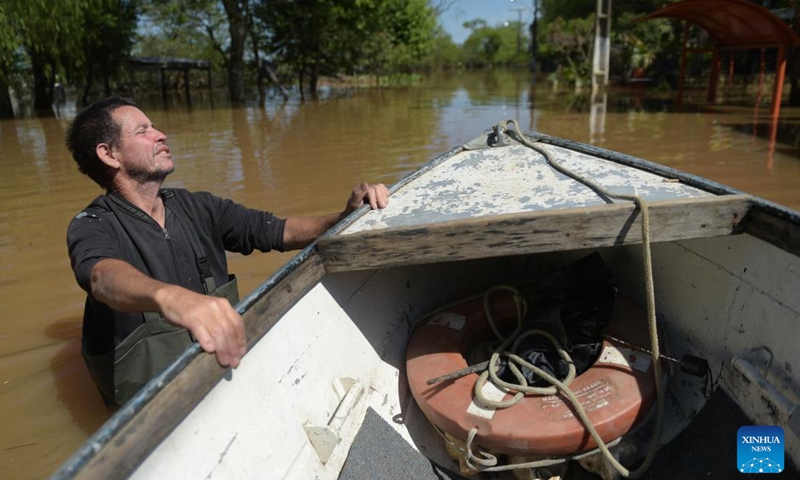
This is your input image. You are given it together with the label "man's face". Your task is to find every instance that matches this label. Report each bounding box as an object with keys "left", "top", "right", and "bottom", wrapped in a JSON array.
[{"left": 110, "top": 106, "right": 175, "bottom": 184}]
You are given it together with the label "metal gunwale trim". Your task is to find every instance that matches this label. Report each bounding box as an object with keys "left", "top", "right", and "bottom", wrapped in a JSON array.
[{"left": 536, "top": 133, "right": 800, "bottom": 226}]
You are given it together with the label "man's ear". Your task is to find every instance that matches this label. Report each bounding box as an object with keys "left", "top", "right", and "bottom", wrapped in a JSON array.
[{"left": 96, "top": 143, "right": 121, "bottom": 169}]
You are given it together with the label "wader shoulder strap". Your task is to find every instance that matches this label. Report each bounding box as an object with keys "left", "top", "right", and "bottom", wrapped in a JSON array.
[
  {"left": 161, "top": 189, "right": 217, "bottom": 294},
  {"left": 104, "top": 191, "right": 217, "bottom": 294}
]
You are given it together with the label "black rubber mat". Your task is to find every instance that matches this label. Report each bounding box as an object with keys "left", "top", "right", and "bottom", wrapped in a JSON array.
[{"left": 339, "top": 407, "right": 469, "bottom": 480}]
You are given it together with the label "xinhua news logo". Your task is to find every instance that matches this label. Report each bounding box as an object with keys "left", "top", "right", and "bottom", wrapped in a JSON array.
[{"left": 737, "top": 426, "right": 784, "bottom": 474}]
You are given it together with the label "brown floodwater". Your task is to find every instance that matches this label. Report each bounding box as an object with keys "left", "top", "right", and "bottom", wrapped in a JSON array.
[{"left": 1, "top": 70, "right": 799, "bottom": 479}]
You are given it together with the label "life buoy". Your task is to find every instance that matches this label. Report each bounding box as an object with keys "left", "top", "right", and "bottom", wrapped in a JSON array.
[{"left": 406, "top": 291, "right": 660, "bottom": 457}]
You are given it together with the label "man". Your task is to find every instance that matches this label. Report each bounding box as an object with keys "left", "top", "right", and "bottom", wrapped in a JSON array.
[{"left": 66, "top": 97, "right": 389, "bottom": 405}]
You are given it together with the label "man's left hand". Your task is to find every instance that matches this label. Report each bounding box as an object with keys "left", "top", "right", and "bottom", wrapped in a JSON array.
[{"left": 344, "top": 183, "right": 389, "bottom": 215}]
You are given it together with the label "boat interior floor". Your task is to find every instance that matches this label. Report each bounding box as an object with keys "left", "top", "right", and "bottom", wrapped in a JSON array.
[{"left": 340, "top": 388, "right": 799, "bottom": 479}]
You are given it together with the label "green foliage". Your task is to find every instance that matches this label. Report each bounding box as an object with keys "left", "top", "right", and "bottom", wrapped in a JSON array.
[
  {"left": 0, "top": 4, "right": 20, "bottom": 73},
  {"left": 613, "top": 13, "right": 674, "bottom": 74},
  {"left": 379, "top": 0, "right": 437, "bottom": 72},
  {"left": 0, "top": 0, "right": 139, "bottom": 113},
  {"left": 537, "top": 0, "right": 685, "bottom": 84},
  {"left": 5, "top": 0, "right": 86, "bottom": 109},
  {"left": 0, "top": 3, "right": 19, "bottom": 116},
  {"left": 460, "top": 20, "right": 530, "bottom": 68},
  {"left": 138, "top": 0, "right": 228, "bottom": 63},
  {"left": 539, "top": 14, "right": 595, "bottom": 83},
  {"left": 137, "top": 0, "right": 245, "bottom": 102},
  {"left": 418, "top": 26, "right": 461, "bottom": 69},
  {"left": 540, "top": 0, "right": 666, "bottom": 22},
  {"left": 254, "top": 0, "right": 436, "bottom": 93},
  {"left": 540, "top": 0, "right": 593, "bottom": 23},
  {"left": 80, "top": 0, "right": 139, "bottom": 97}
]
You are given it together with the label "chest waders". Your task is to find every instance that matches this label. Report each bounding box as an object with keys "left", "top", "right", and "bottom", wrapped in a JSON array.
[{"left": 82, "top": 191, "right": 239, "bottom": 406}]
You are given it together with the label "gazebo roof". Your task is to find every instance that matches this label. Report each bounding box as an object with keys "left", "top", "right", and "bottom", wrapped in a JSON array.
[{"left": 637, "top": 0, "right": 800, "bottom": 49}]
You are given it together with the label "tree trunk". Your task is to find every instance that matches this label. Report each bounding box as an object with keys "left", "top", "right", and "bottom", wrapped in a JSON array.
[
  {"left": 222, "top": 0, "right": 248, "bottom": 106},
  {"left": 31, "top": 55, "right": 55, "bottom": 115},
  {"left": 0, "top": 76, "right": 14, "bottom": 119},
  {"left": 298, "top": 69, "right": 305, "bottom": 101},
  {"left": 246, "top": 10, "right": 266, "bottom": 105},
  {"left": 261, "top": 61, "right": 288, "bottom": 100},
  {"left": 789, "top": 48, "right": 799, "bottom": 107},
  {"left": 82, "top": 64, "right": 94, "bottom": 106},
  {"left": 309, "top": 67, "right": 319, "bottom": 99}
]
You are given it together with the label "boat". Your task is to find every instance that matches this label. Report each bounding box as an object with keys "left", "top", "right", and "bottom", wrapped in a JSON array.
[{"left": 51, "top": 120, "right": 800, "bottom": 479}]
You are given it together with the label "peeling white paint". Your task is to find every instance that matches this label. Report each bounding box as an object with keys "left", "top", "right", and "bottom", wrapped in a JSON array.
[{"left": 344, "top": 144, "right": 711, "bottom": 234}]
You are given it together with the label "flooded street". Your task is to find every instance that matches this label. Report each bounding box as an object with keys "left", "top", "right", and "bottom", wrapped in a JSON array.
[{"left": 1, "top": 70, "right": 799, "bottom": 479}]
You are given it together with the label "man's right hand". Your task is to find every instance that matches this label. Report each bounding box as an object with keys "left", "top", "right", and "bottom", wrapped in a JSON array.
[
  {"left": 90, "top": 258, "right": 247, "bottom": 367},
  {"left": 155, "top": 285, "right": 247, "bottom": 368}
]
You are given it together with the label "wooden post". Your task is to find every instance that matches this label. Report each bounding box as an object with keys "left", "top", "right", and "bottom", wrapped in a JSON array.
[
  {"left": 766, "top": 46, "right": 787, "bottom": 171},
  {"left": 592, "top": 0, "right": 612, "bottom": 95},
  {"left": 129, "top": 64, "right": 136, "bottom": 100},
  {"left": 726, "top": 52, "right": 735, "bottom": 98},
  {"left": 757, "top": 48, "right": 766, "bottom": 103},
  {"left": 771, "top": 45, "right": 787, "bottom": 121},
  {"left": 753, "top": 49, "right": 766, "bottom": 148},
  {"left": 207, "top": 67, "right": 214, "bottom": 108},
  {"left": 678, "top": 22, "right": 688, "bottom": 107},
  {"left": 707, "top": 50, "right": 721, "bottom": 103},
  {"left": 160, "top": 67, "right": 168, "bottom": 109},
  {"left": 183, "top": 69, "right": 192, "bottom": 108}
]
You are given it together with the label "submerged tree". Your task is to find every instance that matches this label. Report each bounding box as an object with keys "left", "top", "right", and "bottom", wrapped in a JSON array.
[
  {"left": 139, "top": 1, "right": 233, "bottom": 98},
  {"left": 8, "top": 0, "right": 85, "bottom": 113},
  {"left": 141, "top": 0, "right": 275, "bottom": 106},
  {"left": 539, "top": 14, "right": 595, "bottom": 84},
  {"left": 79, "top": 0, "right": 139, "bottom": 105},
  {"left": 0, "top": 0, "right": 139, "bottom": 116},
  {"left": 254, "top": 0, "right": 435, "bottom": 97},
  {"left": 460, "top": 19, "right": 530, "bottom": 68},
  {"left": 0, "top": 3, "right": 19, "bottom": 118}
]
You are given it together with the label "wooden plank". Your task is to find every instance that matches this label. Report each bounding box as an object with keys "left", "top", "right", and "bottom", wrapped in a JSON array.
[
  {"left": 318, "top": 195, "right": 753, "bottom": 273},
  {"left": 74, "top": 253, "right": 326, "bottom": 480},
  {"left": 743, "top": 206, "right": 800, "bottom": 259}
]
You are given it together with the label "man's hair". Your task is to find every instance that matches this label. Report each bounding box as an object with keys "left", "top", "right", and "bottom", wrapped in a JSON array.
[{"left": 66, "top": 96, "right": 138, "bottom": 188}]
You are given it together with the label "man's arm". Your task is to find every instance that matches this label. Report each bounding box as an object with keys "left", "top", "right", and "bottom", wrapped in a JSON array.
[
  {"left": 90, "top": 258, "right": 246, "bottom": 368},
  {"left": 283, "top": 183, "right": 389, "bottom": 250}
]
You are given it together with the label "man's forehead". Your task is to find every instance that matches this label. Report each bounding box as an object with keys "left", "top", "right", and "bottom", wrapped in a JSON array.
[{"left": 112, "top": 105, "right": 151, "bottom": 129}]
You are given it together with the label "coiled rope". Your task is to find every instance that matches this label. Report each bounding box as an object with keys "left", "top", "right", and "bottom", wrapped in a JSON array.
[{"left": 463, "top": 120, "right": 665, "bottom": 478}]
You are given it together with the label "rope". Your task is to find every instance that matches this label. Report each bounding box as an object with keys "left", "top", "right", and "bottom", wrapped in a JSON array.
[
  {"left": 472, "top": 285, "right": 578, "bottom": 408},
  {"left": 463, "top": 120, "right": 665, "bottom": 478}
]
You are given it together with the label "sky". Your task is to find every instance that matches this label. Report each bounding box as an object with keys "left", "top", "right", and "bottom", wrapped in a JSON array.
[{"left": 438, "top": 0, "right": 538, "bottom": 45}]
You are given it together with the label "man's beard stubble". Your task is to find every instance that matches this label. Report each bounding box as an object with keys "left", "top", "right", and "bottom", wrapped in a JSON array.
[{"left": 128, "top": 164, "right": 174, "bottom": 184}]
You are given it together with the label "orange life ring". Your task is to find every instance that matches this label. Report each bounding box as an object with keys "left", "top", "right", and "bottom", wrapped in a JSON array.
[{"left": 406, "top": 291, "right": 660, "bottom": 457}]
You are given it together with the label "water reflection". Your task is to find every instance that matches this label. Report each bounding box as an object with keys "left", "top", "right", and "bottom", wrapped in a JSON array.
[{"left": 1, "top": 70, "right": 799, "bottom": 479}]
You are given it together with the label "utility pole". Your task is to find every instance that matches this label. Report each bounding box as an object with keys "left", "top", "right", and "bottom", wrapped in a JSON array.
[
  {"left": 530, "top": 0, "right": 539, "bottom": 73},
  {"left": 592, "top": 0, "right": 612, "bottom": 94},
  {"left": 511, "top": 0, "right": 539, "bottom": 73},
  {"left": 512, "top": 8, "right": 525, "bottom": 54},
  {"left": 590, "top": 0, "right": 611, "bottom": 145}
]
